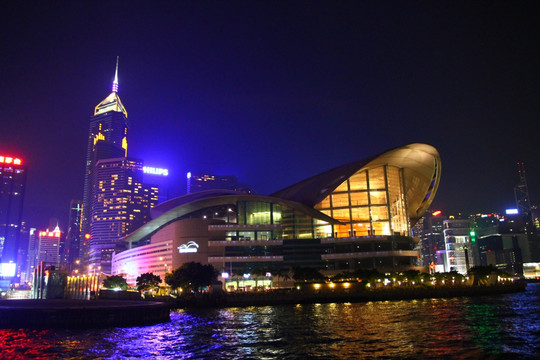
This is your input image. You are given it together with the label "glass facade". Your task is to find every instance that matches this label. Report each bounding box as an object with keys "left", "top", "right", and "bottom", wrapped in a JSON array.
[
  {"left": 114, "top": 144, "right": 442, "bottom": 283},
  {"left": 237, "top": 201, "right": 282, "bottom": 226},
  {"left": 315, "top": 165, "right": 409, "bottom": 238},
  {"left": 443, "top": 219, "right": 474, "bottom": 274}
]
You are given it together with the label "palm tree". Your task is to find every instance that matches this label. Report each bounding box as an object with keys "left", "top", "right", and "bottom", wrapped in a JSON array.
[{"left": 270, "top": 267, "right": 290, "bottom": 288}]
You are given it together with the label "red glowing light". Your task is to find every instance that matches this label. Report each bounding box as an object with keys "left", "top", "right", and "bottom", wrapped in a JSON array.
[
  {"left": 39, "top": 230, "right": 61, "bottom": 238},
  {"left": 0, "top": 155, "right": 22, "bottom": 165},
  {"left": 432, "top": 210, "right": 442, "bottom": 216}
]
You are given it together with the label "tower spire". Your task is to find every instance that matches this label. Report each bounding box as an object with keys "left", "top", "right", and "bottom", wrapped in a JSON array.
[{"left": 112, "top": 56, "right": 119, "bottom": 93}]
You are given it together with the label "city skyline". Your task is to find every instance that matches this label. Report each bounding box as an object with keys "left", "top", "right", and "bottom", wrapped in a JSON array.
[{"left": 2, "top": 2, "right": 540, "bottom": 229}]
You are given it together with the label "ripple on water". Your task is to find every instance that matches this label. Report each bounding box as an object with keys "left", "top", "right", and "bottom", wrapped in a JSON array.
[{"left": 0, "top": 285, "right": 539, "bottom": 359}]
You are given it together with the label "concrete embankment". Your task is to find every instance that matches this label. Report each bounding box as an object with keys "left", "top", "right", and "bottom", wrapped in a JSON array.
[
  {"left": 0, "top": 299, "right": 170, "bottom": 329},
  {"left": 172, "top": 282, "right": 527, "bottom": 308}
]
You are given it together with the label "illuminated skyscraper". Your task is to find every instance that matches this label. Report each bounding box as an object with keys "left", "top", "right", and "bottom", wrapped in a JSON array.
[
  {"left": 26, "top": 228, "right": 38, "bottom": 281},
  {"left": 89, "top": 157, "right": 158, "bottom": 274},
  {"left": 415, "top": 210, "right": 447, "bottom": 269},
  {"left": 81, "top": 58, "right": 129, "bottom": 264},
  {"left": 143, "top": 166, "right": 170, "bottom": 204},
  {"left": 443, "top": 218, "right": 475, "bottom": 274},
  {"left": 37, "top": 226, "right": 62, "bottom": 268},
  {"left": 0, "top": 155, "right": 26, "bottom": 267},
  {"left": 65, "top": 200, "right": 83, "bottom": 271}
]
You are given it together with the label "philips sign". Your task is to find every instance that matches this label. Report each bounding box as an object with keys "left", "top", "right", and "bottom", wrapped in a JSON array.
[{"left": 143, "top": 167, "right": 169, "bottom": 176}]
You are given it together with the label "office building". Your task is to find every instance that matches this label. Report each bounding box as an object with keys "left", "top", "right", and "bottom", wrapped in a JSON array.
[
  {"left": 471, "top": 212, "right": 530, "bottom": 276},
  {"left": 0, "top": 155, "right": 26, "bottom": 272},
  {"left": 37, "top": 226, "right": 62, "bottom": 268},
  {"left": 90, "top": 157, "right": 158, "bottom": 274},
  {"left": 112, "top": 143, "right": 441, "bottom": 286},
  {"left": 26, "top": 228, "right": 38, "bottom": 282},
  {"left": 143, "top": 166, "right": 170, "bottom": 204},
  {"left": 16, "top": 223, "right": 30, "bottom": 282},
  {"left": 65, "top": 200, "right": 83, "bottom": 272},
  {"left": 443, "top": 218, "right": 474, "bottom": 274},
  {"left": 81, "top": 58, "right": 129, "bottom": 264},
  {"left": 415, "top": 210, "right": 447, "bottom": 270},
  {"left": 187, "top": 172, "right": 252, "bottom": 194}
]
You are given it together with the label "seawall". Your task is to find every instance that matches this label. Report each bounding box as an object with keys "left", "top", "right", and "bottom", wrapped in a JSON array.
[
  {"left": 0, "top": 299, "right": 170, "bottom": 329},
  {"left": 173, "top": 282, "right": 527, "bottom": 308}
]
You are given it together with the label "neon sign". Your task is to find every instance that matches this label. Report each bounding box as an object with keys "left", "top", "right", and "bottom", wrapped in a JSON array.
[
  {"left": 506, "top": 209, "right": 519, "bottom": 215},
  {"left": 39, "top": 230, "right": 61, "bottom": 238},
  {"left": 143, "top": 166, "right": 169, "bottom": 176},
  {"left": 0, "top": 155, "right": 22, "bottom": 165},
  {"left": 178, "top": 241, "right": 199, "bottom": 253}
]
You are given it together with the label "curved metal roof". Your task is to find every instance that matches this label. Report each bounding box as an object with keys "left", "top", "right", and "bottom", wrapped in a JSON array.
[
  {"left": 150, "top": 189, "right": 242, "bottom": 218},
  {"left": 122, "top": 194, "right": 340, "bottom": 244},
  {"left": 123, "top": 143, "right": 440, "bottom": 244},
  {"left": 272, "top": 143, "right": 441, "bottom": 224}
]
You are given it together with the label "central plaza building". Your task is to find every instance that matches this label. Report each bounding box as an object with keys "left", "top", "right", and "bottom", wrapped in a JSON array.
[{"left": 112, "top": 143, "right": 441, "bottom": 287}]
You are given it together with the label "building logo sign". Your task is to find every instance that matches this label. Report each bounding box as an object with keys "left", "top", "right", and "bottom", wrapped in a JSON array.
[
  {"left": 178, "top": 241, "right": 199, "bottom": 253},
  {"left": 143, "top": 166, "right": 169, "bottom": 176},
  {"left": 0, "top": 156, "right": 22, "bottom": 165}
]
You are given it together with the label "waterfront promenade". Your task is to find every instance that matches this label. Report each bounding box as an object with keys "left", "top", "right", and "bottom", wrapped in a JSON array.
[{"left": 172, "top": 281, "right": 527, "bottom": 308}]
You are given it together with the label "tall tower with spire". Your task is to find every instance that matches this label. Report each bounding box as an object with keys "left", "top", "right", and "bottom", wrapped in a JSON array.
[
  {"left": 514, "top": 162, "right": 540, "bottom": 261},
  {"left": 81, "top": 57, "right": 129, "bottom": 265}
]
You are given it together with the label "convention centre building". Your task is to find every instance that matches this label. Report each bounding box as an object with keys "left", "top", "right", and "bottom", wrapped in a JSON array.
[{"left": 111, "top": 143, "right": 441, "bottom": 288}]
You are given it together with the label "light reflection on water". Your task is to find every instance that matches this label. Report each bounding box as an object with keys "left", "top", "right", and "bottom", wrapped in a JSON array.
[{"left": 0, "top": 284, "right": 539, "bottom": 359}]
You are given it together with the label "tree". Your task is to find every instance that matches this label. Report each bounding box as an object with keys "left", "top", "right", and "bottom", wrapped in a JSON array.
[
  {"left": 102, "top": 275, "right": 128, "bottom": 290},
  {"left": 468, "top": 265, "right": 497, "bottom": 286},
  {"left": 165, "top": 262, "right": 218, "bottom": 293},
  {"left": 136, "top": 272, "right": 162, "bottom": 292},
  {"left": 292, "top": 267, "right": 325, "bottom": 282},
  {"left": 269, "top": 266, "right": 291, "bottom": 287}
]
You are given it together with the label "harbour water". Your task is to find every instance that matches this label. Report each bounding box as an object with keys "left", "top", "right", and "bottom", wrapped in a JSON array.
[{"left": 1, "top": 283, "right": 539, "bottom": 359}]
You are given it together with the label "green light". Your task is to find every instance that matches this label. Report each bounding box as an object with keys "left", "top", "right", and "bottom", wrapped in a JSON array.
[{"left": 470, "top": 230, "right": 476, "bottom": 242}]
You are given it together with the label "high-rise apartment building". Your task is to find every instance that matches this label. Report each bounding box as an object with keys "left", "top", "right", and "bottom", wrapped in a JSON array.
[
  {"left": 81, "top": 58, "right": 129, "bottom": 264},
  {"left": 0, "top": 155, "right": 26, "bottom": 269},
  {"left": 89, "top": 157, "right": 158, "bottom": 274}
]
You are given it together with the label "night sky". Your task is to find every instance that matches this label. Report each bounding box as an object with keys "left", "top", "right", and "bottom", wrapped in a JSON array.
[{"left": 2, "top": 1, "right": 540, "bottom": 230}]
